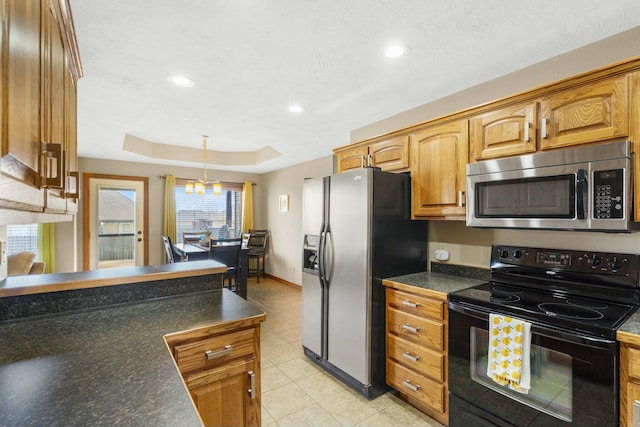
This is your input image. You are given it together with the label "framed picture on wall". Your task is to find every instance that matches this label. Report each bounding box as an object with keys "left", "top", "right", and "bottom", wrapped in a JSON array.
[{"left": 279, "top": 194, "right": 289, "bottom": 212}]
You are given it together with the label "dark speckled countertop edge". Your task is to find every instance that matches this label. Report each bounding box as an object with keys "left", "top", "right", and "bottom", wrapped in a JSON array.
[{"left": 618, "top": 311, "right": 640, "bottom": 338}]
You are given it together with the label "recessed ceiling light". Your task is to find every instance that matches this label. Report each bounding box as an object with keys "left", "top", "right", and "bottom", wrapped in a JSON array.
[
  {"left": 169, "top": 75, "right": 194, "bottom": 87},
  {"left": 384, "top": 44, "right": 408, "bottom": 58},
  {"left": 289, "top": 105, "right": 306, "bottom": 114}
]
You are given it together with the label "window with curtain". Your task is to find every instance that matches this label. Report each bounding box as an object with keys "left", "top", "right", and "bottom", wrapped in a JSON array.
[
  {"left": 174, "top": 180, "right": 243, "bottom": 243},
  {"left": 7, "top": 224, "right": 39, "bottom": 258}
]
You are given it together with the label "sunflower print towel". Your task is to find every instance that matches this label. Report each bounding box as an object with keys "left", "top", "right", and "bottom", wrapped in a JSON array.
[{"left": 487, "top": 314, "right": 531, "bottom": 394}]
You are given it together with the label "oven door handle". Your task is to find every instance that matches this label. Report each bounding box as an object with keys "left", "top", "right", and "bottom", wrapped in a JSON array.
[{"left": 448, "top": 301, "right": 616, "bottom": 348}]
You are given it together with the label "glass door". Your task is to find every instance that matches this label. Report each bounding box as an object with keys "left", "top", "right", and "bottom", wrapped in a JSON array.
[{"left": 83, "top": 174, "right": 148, "bottom": 270}]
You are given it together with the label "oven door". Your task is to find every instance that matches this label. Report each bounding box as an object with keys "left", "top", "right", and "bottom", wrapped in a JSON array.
[{"left": 448, "top": 302, "right": 618, "bottom": 427}]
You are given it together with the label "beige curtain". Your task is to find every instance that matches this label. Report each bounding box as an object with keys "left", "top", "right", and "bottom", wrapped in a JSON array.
[
  {"left": 163, "top": 175, "right": 177, "bottom": 243},
  {"left": 241, "top": 181, "right": 254, "bottom": 234},
  {"left": 38, "top": 223, "right": 55, "bottom": 274}
]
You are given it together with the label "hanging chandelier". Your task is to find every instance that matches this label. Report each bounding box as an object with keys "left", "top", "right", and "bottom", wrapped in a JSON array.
[{"left": 185, "top": 135, "right": 222, "bottom": 195}]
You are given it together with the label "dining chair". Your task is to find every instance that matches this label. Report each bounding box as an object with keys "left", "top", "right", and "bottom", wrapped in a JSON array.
[
  {"left": 209, "top": 238, "right": 242, "bottom": 292},
  {"left": 162, "top": 235, "right": 187, "bottom": 263},
  {"left": 247, "top": 230, "right": 268, "bottom": 283}
]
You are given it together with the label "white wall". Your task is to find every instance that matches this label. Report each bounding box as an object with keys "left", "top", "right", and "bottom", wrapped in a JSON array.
[{"left": 261, "top": 155, "right": 333, "bottom": 284}]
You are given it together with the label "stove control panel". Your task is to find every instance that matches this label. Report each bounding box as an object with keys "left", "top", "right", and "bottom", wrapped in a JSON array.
[
  {"left": 492, "top": 245, "right": 640, "bottom": 277},
  {"left": 536, "top": 251, "right": 571, "bottom": 266}
]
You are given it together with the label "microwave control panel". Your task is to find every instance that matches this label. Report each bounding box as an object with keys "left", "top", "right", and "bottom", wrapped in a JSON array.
[{"left": 593, "top": 168, "right": 624, "bottom": 219}]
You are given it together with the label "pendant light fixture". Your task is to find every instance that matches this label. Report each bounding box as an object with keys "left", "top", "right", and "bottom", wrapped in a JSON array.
[{"left": 185, "top": 135, "right": 222, "bottom": 195}]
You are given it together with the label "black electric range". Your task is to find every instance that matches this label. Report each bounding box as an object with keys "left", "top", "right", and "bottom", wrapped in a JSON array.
[{"left": 448, "top": 245, "right": 640, "bottom": 339}]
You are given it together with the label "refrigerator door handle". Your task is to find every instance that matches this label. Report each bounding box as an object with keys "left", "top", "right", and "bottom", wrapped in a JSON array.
[
  {"left": 323, "top": 228, "right": 333, "bottom": 287},
  {"left": 318, "top": 223, "right": 327, "bottom": 287}
]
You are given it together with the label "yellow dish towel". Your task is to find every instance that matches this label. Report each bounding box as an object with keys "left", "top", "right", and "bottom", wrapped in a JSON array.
[{"left": 487, "top": 314, "right": 531, "bottom": 394}]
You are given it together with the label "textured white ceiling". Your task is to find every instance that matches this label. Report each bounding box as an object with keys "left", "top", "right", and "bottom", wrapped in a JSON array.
[{"left": 72, "top": 0, "right": 640, "bottom": 173}]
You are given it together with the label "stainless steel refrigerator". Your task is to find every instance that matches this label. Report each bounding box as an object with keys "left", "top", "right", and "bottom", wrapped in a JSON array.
[{"left": 301, "top": 168, "right": 427, "bottom": 399}]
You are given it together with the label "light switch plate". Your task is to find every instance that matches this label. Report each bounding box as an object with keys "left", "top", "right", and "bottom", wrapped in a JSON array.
[{"left": 435, "top": 249, "right": 450, "bottom": 261}]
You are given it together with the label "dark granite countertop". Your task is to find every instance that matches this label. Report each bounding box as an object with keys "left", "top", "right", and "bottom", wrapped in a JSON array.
[
  {"left": 618, "top": 310, "right": 640, "bottom": 338},
  {"left": 383, "top": 271, "right": 486, "bottom": 296},
  {"left": 0, "top": 289, "right": 265, "bottom": 427}
]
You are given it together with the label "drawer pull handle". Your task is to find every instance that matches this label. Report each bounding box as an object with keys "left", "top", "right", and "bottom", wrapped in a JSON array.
[
  {"left": 248, "top": 370, "right": 256, "bottom": 400},
  {"left": 403, "top": 379, "right": 421, "bottom": 392},
  {"left": 403, "top": 351, "right": 420, "bottom": 362},
  {"left": 402, "top": 324, "right": 420, "bottom": 333},
  {"left": 402, "top": 300, "right": 418, "bottom": 308},
  {"left": 205, "top": 345, "right": 233, "bottom": 360}
]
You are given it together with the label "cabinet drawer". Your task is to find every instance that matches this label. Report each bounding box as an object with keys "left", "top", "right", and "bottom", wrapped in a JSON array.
[
  {"left": 387, "top": 334, "right": 444, "bottom": 382},
  {"left": 387, "top": 307, "right": 444, "bottom": 351},
  {"left": 628, "top": 347, "right": 640, "bottom": 380},
  {"left": 387, "top": 359, "right": 445, "bottom": 413},
  {"left": 387, "top": 289, "right": 444, "bottom": 321},
  {"left": 174, "top": 328, "right": 255, "bottom": 374}
]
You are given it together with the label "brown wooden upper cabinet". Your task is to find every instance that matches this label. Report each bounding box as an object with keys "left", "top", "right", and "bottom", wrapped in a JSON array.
[
  {"left": 335, "top": 136, "right": 409, "bottom": 173},
  {"left": 540, "top": 74, "right": 629, "bottom": 150},
  {"left": 0, "top": 0, "right": 81, "bottom": 215},
  {"left": 470, "top": 102, "right": 538, "bottom": 161},
  {"left": 471, "top": 74, "right": 630, "bottom": 161},
  {"left": 0, "top": 0, "right": 45, "bottom": 212},
  {"left": 410, "top": 120, "right": 468, "bottom": 219}
]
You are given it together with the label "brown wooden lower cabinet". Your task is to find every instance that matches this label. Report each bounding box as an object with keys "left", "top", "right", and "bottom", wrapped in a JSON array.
[
  {"left": 384, "top": 284, "right": 449, "bottom": 426},
  {"left": 165, "top": 315, "right": 264, "bottom": 427},
  {"left": 618, "top": 332, "right": 640, "bottom": 427}
]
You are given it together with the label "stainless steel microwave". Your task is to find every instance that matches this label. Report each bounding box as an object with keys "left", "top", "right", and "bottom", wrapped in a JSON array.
[{"left": 466, "top": 140, "right": 633, "bottom": 231}]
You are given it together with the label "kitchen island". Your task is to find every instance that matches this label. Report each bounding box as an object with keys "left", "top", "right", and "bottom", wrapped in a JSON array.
[
  {"left": 0, "top": 262, "right": 265, "bottom": 426},
  {"left": 0, "top": 260, "right": 229, "bottom": 321}
]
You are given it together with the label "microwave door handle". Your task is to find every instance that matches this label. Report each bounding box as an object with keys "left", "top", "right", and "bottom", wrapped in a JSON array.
[{"left": 576, "top": 169, "right": 588, "bottom": 220}]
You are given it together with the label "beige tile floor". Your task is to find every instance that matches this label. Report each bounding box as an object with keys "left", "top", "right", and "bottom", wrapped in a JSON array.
[{"left": 246, "top": 277, "right": 444, "bottom": 427}]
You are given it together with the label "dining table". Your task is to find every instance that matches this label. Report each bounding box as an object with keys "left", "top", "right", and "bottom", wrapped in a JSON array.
[{"left": 174, "top": 242, "right": 249, "bottom": 299}]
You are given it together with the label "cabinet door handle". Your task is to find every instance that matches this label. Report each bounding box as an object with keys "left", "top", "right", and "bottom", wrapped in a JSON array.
[
  {"left": 402, "top": 300, "right": 418, "bottom": 308},
  {"left": 402, "top": 324, "right": 420, "bottom": 333},
  {"left": 41, "top": 142, "right": 63, "bottom": 188},
  {"left": 541, "top": 118, "right": 549, "bottom": 139},
  {"left": 367, "top": 153, "right": 373, "bottom": 167},
  {"left": 204, "top": 345, "right": 233, "bottom": 360},
  {"left": 65, "top": 171, "right": 79, "bottom": 198},
  {"left": 360, "top": 155, "right": 366, "bottom": 168},
  {"left": 402, "top": 351, "right": 420, "bottom": 362},
  {"left": 403, "top": 379, "right": 421, "bottom": 392},
  {"left": 523, "top": 121, "right": 531, "bottom": 142},
  {"left": 248, "top": 370, "right": 256, "bottom": 400},
  {"left": 458, "top": 190, "right": 465, "bottom": 207}
]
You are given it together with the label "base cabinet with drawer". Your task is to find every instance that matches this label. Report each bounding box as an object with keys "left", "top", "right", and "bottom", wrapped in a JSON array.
[
  {"left": 618, "top": 331, "right": 640, "bottom": 427},
  {"left": 164, "top": 315, "right": 265, "bottom": 427},
  {"left": 385, "top": 286, "right": 448, "bottom": 425}
]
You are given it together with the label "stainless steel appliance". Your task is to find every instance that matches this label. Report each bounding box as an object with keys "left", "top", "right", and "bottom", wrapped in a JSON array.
[
  {"left": 466, "top": 140, "right": 632, "bottom": 231},
  {"left": 448, "top": 245, "right": 640, "bottom": 427},
  {"left": 301, "top": 168, "right": 427, "bottom": 398}
]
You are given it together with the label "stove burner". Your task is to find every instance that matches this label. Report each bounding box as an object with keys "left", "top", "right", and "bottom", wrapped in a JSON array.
[
  {"left": 470, "top": 289, "right": 520, "bottom": 304},
  {"left": 566, "top": 299, "right": 609, "bottom": 310},
  {"left": 538, "top": 303, "right": 604, "bottom": 320}
]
